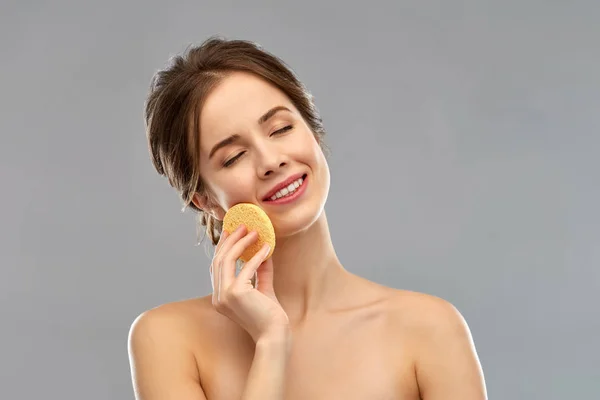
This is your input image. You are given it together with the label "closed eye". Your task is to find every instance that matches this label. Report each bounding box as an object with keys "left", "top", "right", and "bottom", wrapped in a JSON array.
[
  {"left": 271, "top": 125, "right": 293, "bottom": 136},
  {"left": 222, "top": 125, "right": 294, "bottom": 168},
  {"left": 223, "top": 151, "right": 245, "bottom": 168}
]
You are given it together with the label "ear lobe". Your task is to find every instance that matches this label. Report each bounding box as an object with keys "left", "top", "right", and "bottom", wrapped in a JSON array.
[
  {"left": 192, "top": 192, "right": 225, "bottom": 221},
  {"left": 191, "top": 192, "right": 209, "bottom": 211}
]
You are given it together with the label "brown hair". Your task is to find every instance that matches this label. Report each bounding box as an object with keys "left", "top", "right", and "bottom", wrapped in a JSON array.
[{"left": 144, "top": 36, "right": 330, "bottom": 248}]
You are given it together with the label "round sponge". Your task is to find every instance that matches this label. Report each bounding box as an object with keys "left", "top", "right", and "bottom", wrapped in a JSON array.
[{"left": 222, "top": 203, "right": 276, "bottom": 262}]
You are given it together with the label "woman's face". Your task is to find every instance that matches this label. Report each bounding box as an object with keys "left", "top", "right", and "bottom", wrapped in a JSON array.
[{"left": 195, "top": 71, "right": 330, "bottom": 237}]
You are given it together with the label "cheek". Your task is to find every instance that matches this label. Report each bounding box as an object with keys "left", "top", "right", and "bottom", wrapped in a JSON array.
[
  {"left": 206, "top": 174, "right": 247, "bottom": 208},
  {"left": 306, "top": 136, "right": 326, "bottom": 166},
  {"left": 294, "top": 131, "right": 322, "bottom": 161},
  {"left": 221, "top": 175, "right": 256, "bottom": 206}
]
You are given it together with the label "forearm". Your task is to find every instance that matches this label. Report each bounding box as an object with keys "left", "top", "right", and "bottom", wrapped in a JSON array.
[{"left": 241, "top": 331, "right": 292, "bottom": 400}]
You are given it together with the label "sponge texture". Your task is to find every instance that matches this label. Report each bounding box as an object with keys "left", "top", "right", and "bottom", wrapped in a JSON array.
[{"left": 222, "top": 203, "right": 276, "bottom": 262}]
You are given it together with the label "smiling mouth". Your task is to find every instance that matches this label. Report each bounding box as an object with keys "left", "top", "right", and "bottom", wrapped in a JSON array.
[{"left": 264, "top": 173, "right": 308, "bottom": 202}]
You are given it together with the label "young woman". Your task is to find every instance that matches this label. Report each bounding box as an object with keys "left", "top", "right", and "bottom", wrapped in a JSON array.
[{"left": 128, "top": 37, "right": 487, "bottom": 400}]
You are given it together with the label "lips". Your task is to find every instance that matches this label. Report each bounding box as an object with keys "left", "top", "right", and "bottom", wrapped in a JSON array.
[{"left": 262, "top": 173, "right": 307, "bottom": 201}]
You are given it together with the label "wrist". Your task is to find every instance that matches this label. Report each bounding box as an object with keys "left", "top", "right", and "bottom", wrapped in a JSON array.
[{"left": 256, "top": 327, "right": 292, "bottom": 350}]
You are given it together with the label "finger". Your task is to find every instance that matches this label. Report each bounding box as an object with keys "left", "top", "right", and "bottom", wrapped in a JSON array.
[
  {"left": 220, "top": 230, "right": 259, "bottom": 289},
  {"left": 237, "top": 243, "right": 271, "bottom": 283},
  {"left": 217, "top": 229, "right": 230, "bottom": 250},
  {"left": 216, "top": 225, "right": 246, "bottom": 259},
  {"left": 210, "top": 230, "right": 229, "bottom": 279},
  {"left": 212, "top": 225, "right": 246, "bottom": 295},
  {"left": 254, "top": 256, "right": 274, "bottom": 295}
]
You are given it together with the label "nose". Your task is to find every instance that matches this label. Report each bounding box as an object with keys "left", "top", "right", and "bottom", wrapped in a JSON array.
[
  {"left": 260, "top": 160, "right": 287, "bottom": 177},
  {"left": 256, "top": 142, "right": 288, "bottom": 177}
]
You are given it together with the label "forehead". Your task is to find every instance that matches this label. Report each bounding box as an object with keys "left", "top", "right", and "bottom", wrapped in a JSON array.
[{"left": 199, "top": 72, "right": 292, "bottom": 145}]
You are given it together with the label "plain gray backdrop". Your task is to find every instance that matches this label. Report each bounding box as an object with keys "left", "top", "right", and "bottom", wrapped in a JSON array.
[{"left": 2, "top": 0, "right": 598, "bottom": 399}]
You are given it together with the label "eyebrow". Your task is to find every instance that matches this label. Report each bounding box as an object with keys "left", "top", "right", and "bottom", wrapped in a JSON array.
[{"left": 208, "top": 106, "right": 292, "bottom": 160}]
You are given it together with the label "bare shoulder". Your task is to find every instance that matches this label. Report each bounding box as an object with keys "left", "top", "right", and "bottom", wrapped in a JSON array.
[
  {"left": 127, "top": 296, "right": 217, "bottom": 400},
  {"left": 128, "top": 296, "right": 214, "bottom": 344},
  {"left": 385, "top": 289, "right": 477, "bottom": 356},
  {"left": 387, "top": 289, "right": 468, "bottom": 328},
  {"left": 128, "top": 295, "right": 229, "bottom": 360},
  {"left": 386, "top": 289, "right": 487, "bottom": 399}
]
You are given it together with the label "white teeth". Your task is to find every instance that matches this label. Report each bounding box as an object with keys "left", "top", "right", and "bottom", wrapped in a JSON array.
[{"left": 269, "top": 177, "right": 304, "bottom": 201}]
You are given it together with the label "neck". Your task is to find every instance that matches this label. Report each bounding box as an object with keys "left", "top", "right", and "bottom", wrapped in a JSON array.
[{"left": 270, "top": 210, "right": 353, "bottom": 327}]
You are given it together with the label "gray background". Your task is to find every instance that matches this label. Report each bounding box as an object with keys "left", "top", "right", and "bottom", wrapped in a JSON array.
[{"left": 2, "top": 0, "right": 598, "bottom": 399}]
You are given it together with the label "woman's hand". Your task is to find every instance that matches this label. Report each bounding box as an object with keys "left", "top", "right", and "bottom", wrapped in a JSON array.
[{"left": 210, "top": 224, "right": 290, "bottom": 343}]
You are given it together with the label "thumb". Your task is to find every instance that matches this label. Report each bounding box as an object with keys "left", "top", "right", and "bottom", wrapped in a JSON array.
[{"left": 255, "top": 257, "right": 276, "bottom": 297}]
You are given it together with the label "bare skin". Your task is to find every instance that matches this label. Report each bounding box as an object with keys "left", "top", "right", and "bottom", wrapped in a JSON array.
[
  {"left": 128, "top": 70, "right": 487, "bottom": 399},
  {"left": 129, "top": 272, "right": 486, "bottom": 399}
]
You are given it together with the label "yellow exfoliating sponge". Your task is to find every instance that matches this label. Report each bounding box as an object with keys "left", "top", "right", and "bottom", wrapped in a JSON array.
[{"left": 222, "top": 203, "right": 276, "bottom": 263}]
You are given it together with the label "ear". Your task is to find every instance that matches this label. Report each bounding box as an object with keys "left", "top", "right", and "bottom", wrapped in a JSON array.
[{"left": 192, "top": 192, "right": 225, "bottom": 221}]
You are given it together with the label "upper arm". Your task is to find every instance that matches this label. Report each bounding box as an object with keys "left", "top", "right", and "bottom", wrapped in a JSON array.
[
  {"left": 413, "top": 297, "right": 487, "bottom": 400},
  {"left": 127, "top": 308, "right": 208, "bottom": 400}
]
